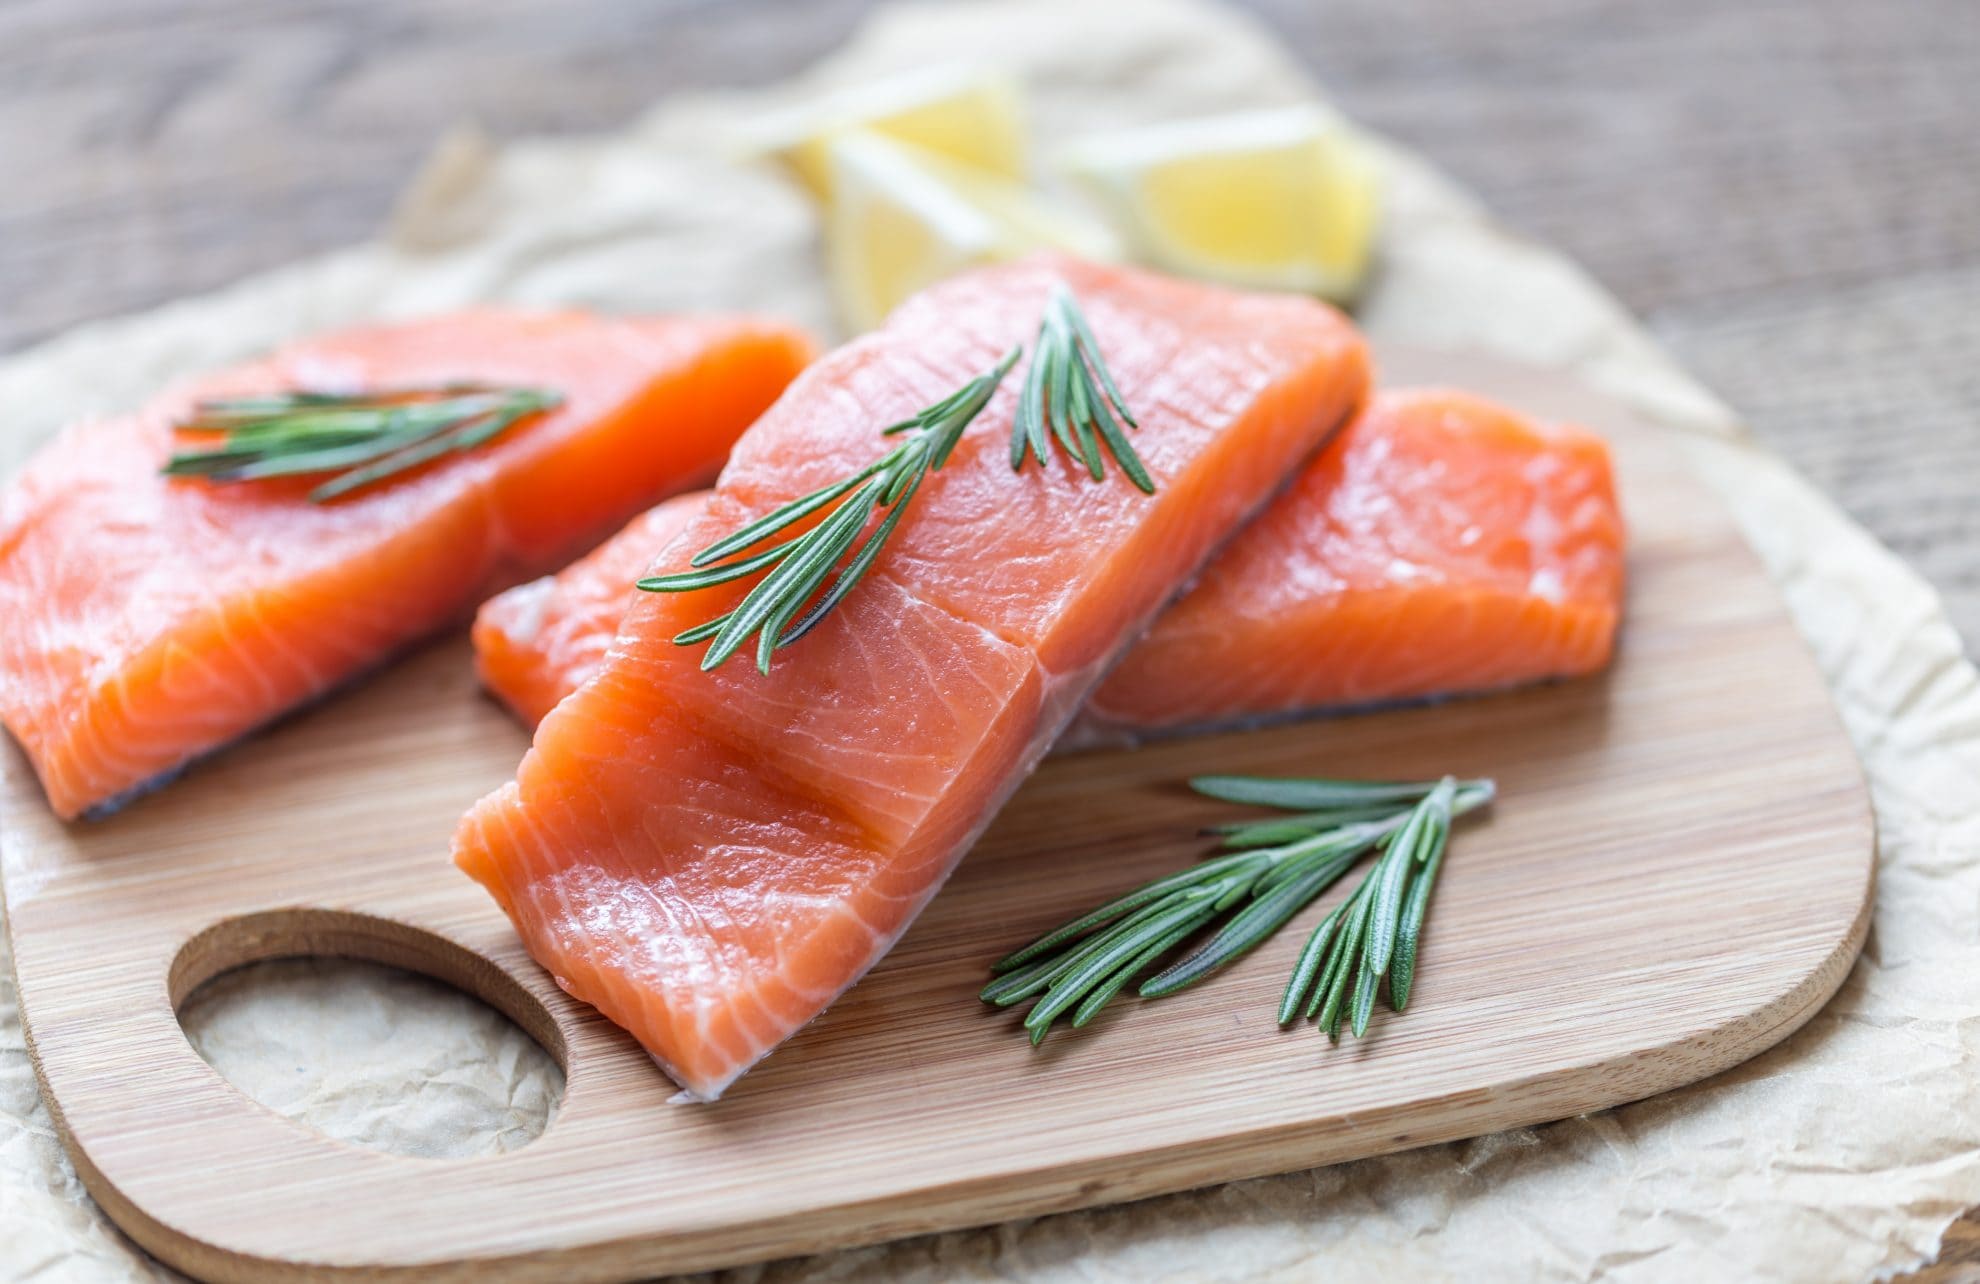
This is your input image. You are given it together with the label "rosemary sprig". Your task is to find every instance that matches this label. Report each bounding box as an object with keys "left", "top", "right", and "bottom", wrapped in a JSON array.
[
  {"left": 637, "top": 346, "right": 1020, "bottom": 673},
  {"left": 982, "top": 774, "right": 1492, "bottom": 1044},
  {"left": 163, "top": 384, "right": 562, "bottom": 503},
  {"left": 1010, "top": 283, "right": 1155, "bottom": 494}
]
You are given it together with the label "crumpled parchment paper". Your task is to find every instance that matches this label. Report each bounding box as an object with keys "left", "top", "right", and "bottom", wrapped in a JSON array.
[{"left": 5, "top": 2, "right": 1979, "bottom": 1281}]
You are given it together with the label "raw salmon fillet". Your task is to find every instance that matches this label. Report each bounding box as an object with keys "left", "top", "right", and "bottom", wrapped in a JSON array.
[
  {"left": 0, "top": 308, "right": 815, "bottom": 819},
  {"left": 473, "top": 388, "right": 1623, "bottom": 737},
  {"left": 452, "top": 258, "right": 1371, "bottom": 1099},
  {"left": 1084, "top": 387, "right": 1625, "bottom": 732}
]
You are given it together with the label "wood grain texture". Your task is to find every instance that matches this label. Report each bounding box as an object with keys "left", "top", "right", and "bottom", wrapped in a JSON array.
[{"left": 1, "top": 350, "right": 1875, "bottom": 1283}]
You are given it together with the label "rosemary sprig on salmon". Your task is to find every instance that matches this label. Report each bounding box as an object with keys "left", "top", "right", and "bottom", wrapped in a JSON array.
[
  {"left": 1010, "top": 284, "right": 1155, "bottom": 493},
  {"left": 3, "top": 310, "right": 811, "bottom": 820},
  {"left": 163, "top": 384, "right": 564, "bottom": 503},
  {"left": 638, "top": 346, "right": 1021, "bottom": 673},
  {"left": 983, "top": 774, "right": 1493, "bottom": 1044}
]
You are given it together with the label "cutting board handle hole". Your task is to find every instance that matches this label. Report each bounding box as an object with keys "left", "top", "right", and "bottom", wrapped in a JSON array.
[{"left": 168, "top": 909, "right": 566, "bottom": 1159}]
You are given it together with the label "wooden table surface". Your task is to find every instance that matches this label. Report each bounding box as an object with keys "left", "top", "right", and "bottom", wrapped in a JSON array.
[{"left": 4, "top": 1, "right": 1976, "bottom": 1277}]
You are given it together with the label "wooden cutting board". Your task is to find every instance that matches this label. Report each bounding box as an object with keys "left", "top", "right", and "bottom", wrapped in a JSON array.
[{"left": 1, "top": 348, "right": 1873, "bottom": 1283}]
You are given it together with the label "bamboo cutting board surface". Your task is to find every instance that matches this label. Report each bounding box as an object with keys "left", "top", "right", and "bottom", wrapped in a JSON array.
[{"left": 0, "top": 348, "right": 1874, "bottom": 1283}]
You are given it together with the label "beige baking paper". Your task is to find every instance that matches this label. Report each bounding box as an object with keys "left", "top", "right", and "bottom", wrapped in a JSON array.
[{"left": 4, "top": 2, "right": 1978, "bottom": 1280}]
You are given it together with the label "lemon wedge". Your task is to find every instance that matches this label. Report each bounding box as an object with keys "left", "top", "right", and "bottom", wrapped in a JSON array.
[
  {"left": 1056, "top": 106, "right": 1382, "bottom": 302},
  {"left": 759, "top": 66, "right": 1029, "bottom": 199},
  {"left": 825, "top": 131, "right": 1120, "bottom": 332}
]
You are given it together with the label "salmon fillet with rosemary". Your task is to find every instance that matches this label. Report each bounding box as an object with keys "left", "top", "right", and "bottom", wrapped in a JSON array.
[
  {"left": 0, "top": 308, "right": 815, "bottom": 819},
  {"left": 451, "top": 258, "right": 1371, "bottom": 1099},
  {"left": 474, "top": 388, "right": 1623, "bottom": 737}
]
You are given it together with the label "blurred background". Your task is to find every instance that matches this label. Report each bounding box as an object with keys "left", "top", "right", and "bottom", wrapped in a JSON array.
[{"left": 4, "top": 0, "right": 1976, "bottom": 660}]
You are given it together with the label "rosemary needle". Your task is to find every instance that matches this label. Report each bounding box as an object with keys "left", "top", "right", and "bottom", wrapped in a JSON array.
[
  {"left": 983, "top": 774, "right": 1493, "bottom": 1046},
  {"left": 1010, "top": 283, "right": 1155, "bottom": 493},
  {"left": 163, "top": 384, "right": 562, "bottom": 503},
  {"left": 638, "top": 346, "right": 1020, "bottom": 674}
]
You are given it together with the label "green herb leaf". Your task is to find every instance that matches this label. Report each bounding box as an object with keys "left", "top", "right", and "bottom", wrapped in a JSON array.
[
  {"left": 1279, "top": 900, "right": 1346, "bottom": 1024},
  {"left": 1191, "top": 775, "right": 1447, "bottom": 811},
  {"left": 1010, "top": 283, "right": 1155, "bottom": 493},
  {"left": 164, "top": 384, "right": 562, "bottom": 503},
  {"left": 638, "top": 347, "right": 1019, "bottom": 673}
]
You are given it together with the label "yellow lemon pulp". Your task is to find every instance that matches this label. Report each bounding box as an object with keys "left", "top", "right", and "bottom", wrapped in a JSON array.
[
  {"left": 763, "top": 67, "right": 1029, "bottom": 199},
  {"left": 826, "top": 131, "right": 1120, "bottom": 332},
  {"left": 1057, "top": 107, "right": 1382, "bottom": 302}
]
